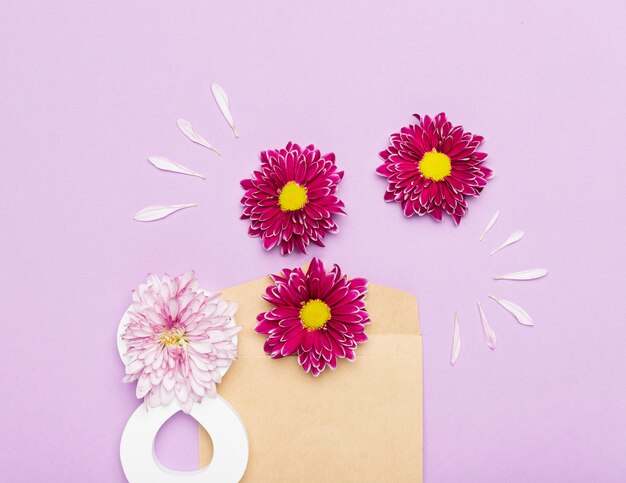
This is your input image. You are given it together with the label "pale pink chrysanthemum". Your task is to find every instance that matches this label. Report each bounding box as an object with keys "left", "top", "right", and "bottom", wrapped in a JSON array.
[{"left": 121, "top": 272, "right": 240, "bottom": 413}]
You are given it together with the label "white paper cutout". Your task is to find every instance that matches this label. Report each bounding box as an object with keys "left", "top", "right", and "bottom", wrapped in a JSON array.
[
  {"left": 211, "top": 83, "right": 238, "bottom": 138},
  {"left": 450, "top": 311, "right": 461, "bottom": 365},
  {"left": 479, "top": 209, "right": 500, "bottom": 241},
  {"left": 148, "top": 156, "right": 206, "bottom": 179},
  {"left": 133, "top": 204, "right": 197, "bottom": 222},
  {"left": 120, "top": 397, "right": 248, "bottom": 483},
  {"left": 176, "top": 119, "right": 221, "bottom": 155},
  {"left": 493, "top": 268, "right": 548, "bottom": 281},
  {"left": 490, "top": 230, "right": 524, "bottom": 256},
  {"left": 477, "top": 301, "right": 496, "bottom": 350},
  {"left": 118, "top": 296, "right": 249, "bottom": 482},
  {"left": 489, "top": 295, "right": 533, "bottom": 326}
]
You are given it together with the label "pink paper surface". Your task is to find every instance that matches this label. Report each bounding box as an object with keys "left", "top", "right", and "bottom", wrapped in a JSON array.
[{"left": 1, "top": 1, "right": 625, "bottom": 481}]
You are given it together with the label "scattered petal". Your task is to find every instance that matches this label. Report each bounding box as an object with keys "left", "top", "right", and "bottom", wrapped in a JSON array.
[
  {"left": 489, "top": 295, "right": 533, "bottom": 326},
  {"left": 479, "top": 209, "right": 500, "bottom": 241},
  {"left": 176, "top": 119, "right": 220, "bottom": 155},
  {"left": 477, "top": 300, "right": 496, "bottom": 350},
  {"left": 211, "top": 83, "right": 238, "bottom": 138},
  {"left": 133, "top": 203, "right": 197, "bottom": 222},
  {"left": 490, "top": 230, "right": 524, "bottom": 256},
  {"left": 147, "top": 156, "right": 206, "bottom": 179},
  {"left": 450, "top": 311, "right": 461, "bottom": 365},
  {"left": 494, "top": 268, "right": 548, "bottom": 281}
]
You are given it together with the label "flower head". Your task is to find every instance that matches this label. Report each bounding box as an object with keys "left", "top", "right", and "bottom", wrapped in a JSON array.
[
  {"left": 376, "top": 113, "right": 492, "bottom": 224},
  {"left": 256, "top": 258, "right": 369, "bottom": 376},
  {"left": 241, "top": 142, "right": 346, "bottom": 255},
  {"left": 121, "top": 272, "right": 240, "bottom": 413}
]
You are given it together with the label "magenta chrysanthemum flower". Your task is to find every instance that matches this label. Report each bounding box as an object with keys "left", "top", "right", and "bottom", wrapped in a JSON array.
[
  {"left": 376, "top": 113, "right": 492, "bottom": 225},
  {"left": 255, "top": 258, "right": 369, "bottom": 376},
  {"left": 240, "top": 142, "right": 346, "bottom": 255},
  {"left": 121, "top": 272, "right": 241, "bottom": 413}
]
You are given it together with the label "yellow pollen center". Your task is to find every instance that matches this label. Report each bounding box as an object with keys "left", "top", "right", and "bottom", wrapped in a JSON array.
[
  {"left": 418, "top": 149, "right": 452, "bottom": 181},
  {"left": 160, "top": 328, "right": 186, "bottom": 347},
  {"left": 300, "top": 299, "right": 331, "bottom": 330},
  {"left": 278, "top": 181, "right": 308, "bottom": 211}
]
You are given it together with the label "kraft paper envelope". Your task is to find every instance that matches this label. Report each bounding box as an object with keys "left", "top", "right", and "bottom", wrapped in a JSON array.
[{"left": 199, "top": 274, "right": 423, "bottom": 482}]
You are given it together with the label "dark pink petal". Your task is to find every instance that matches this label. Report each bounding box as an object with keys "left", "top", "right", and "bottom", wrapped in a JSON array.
[
  {"left": 255, "top": 318, "right": 276, "bottom": 334},
  {"left": 430, "top": 206, "right": 444, "bottom": 222},
  {"left": 298, "top": 351, "right": 312, "bottom": 373},
  {"left": 280, "top": 328, "right": 306, "bottom": 356}
]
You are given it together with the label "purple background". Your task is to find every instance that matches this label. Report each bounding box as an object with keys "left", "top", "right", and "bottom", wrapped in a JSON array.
[{"left": 1, "top": 1, "right": 625, "bottom": 481}]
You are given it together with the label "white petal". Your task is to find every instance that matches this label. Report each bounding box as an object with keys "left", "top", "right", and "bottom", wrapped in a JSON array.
[
  {"left": 176, "top": 119, "right": 220, "bottom": 155},
  {"left": 178, "top": 271, "right": 195, "bottom": 291},
  {"left": 212, "top": 300, "right": 229, "bottom": 316},
  {"left": 136, "top": 375, "right": 152, "bottom": 399},
  {"left": 479, "top": 209, "right": 500, "bottom": 241},
  {"left": 189, "top": 339, "right": 215, "bottom": 354},
  {"left": 147, "top": 156, "right": 206, "bottom": 179},
  {"left": 147, "top": 389, "right": 161, "bottom": 408},
  {"left": 494, "top": 268, "right": 548, "bottom": 281},
  {"left": 175, "top": 382, "right": 188, "bottom": 401},
  {"left": 489, "top": 295, "right": 534, "bottom": 326},
  {"left": 224, "top": 302, "right": 238, "bottom": 317},
  {"left": 211, "top": 83, "right": 238, "bottom": 138},
  {"left": 450, "top": 311, "right": 461, "bottom": 366},
  {"left": 167, "top": 299, "right": 179, "bottom": 319},
  {"left": 490, "top": 230, "right": 524, "bottom": 256},
  {"left": 133, "top": 203, "right": 197, "bottom": 222},
  {"left": 180, "top": 396, "right": 194, "bottom": 414},
  {"left": 162, "top": 372, "right": 176, "bottom": 391},
  {"left": 189, "top": 375, "right": 206, "bottom": 398},
  {"left": 477, "top": 301, "right": 496, "bottom": 350},
  {"left": 125, "top": 358, "right": 144, "bottom": 376},
  {"left": 159, "top": 384, "right": 175, "bottom": 406},
  {"left": 208, "top": 325, "right": 241, "bottom": 342}
]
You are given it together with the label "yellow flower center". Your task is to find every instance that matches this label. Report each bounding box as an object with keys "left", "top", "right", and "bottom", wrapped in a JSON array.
[
  {"left": 300, "top": 299, "right": 331, "bottom": 330},
  {"left": 278, "top": 181, "right": 308, "bottom": 211},
  {"left": 418, "top": 149, "right": 451, "bottom": 181},
  {"left": 160, "top": 328, "right": 186, "bottom": 347}
]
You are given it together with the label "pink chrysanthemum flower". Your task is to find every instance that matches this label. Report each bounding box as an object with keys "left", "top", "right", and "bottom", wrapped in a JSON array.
[
  {"left": 240, "top": 142, "right": 346, "bottom": 255},
  {"left": 256, "top": 258, "right": 369, "bottom": 376},
  {"left": 376, "top": 112, "right": 492, "bottom": 225},
  {"left": 121, "top": 272, "right": 241, "bottom": 413}
]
